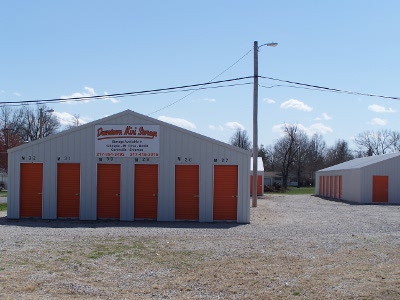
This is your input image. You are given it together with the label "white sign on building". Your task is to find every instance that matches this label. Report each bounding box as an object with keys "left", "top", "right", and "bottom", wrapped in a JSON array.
[{"left": 95, "top": 125, "right": 160, "bottom": 157}]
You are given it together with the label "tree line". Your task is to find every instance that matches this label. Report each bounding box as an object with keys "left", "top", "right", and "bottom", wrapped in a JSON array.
[
  {"left": 0, "top": 105, "right": 61, "bottom": 171},
  {"left": 230, "top": 126, "right": 400, "bottom": 189}
]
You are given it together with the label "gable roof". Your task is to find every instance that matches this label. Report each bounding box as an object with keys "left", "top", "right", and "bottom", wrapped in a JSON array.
[
  {"left": 8, "top": 109, "right": 250, "bottom": 155},
  {"left": 318, "top": 152, "right": 400, "bottom": 172}
]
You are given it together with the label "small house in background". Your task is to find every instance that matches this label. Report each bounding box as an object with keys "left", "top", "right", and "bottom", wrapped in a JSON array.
[
  {"left": 264, "top": 172, "right": 282, "bottom": 187},
  {"left": 250, "top": 157, "right": 264, "bottom": 196},
  {"left": 315, "top": 152, "right": 400, "bottom": 204},
  {"left": 0, "top": 171, "right": 7, "bottom": 190}
]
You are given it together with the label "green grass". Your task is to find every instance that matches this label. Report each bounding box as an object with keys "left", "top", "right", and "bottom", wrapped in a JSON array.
[
  {"left": 0, "top": 191, "right": 7, "bottom": 197},
  {"left": 266, "top": 186, "right": 315, "bottom": 195},
  {"left": 0, "top": 203, "right": 6, "bottom": 211}
]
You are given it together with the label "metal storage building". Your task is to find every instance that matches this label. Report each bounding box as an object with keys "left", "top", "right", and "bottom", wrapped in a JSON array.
[
  {"left": 250, "top": 157, "right": 264, "bottom": 196},
  {"left": 8, "top": 110, "right": 251, "bottom": 223},
  {"left": 315, "top": 152, "right": 400, "bottom": 204}
]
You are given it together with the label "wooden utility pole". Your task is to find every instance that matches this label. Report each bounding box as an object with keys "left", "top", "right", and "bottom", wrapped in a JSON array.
[
  {"left": 252, "top": 41, "right": 278, "bottom": 207},
  {"left": 252, "top": 41, "right": 259, "bottom": 207}
]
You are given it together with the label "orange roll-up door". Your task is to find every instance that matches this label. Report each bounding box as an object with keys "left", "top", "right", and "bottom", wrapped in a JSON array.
[
  {"left": 320, "top": 176, "right": 324, "bottom": 196},
  {"left": 373, "top": 175, "right": 388, "bottom": 203},
  {"left": 250, "top": 175, "right": 263, "bottom": 196},
  {"left": 97, "top": 164, "right": 121, "bottom": 219},
  {"left": 57, "top": 163, "right": 80, "bottom": 218},
  {"left": 134, "top": 164, "right": 158, "bottom": 219},
  {"left": 213, "top": 165, "right": 238, "bottom": 221},
  {"left": 175, "top": 165, "right": 199, "bottom": 220},
  {"left": 20, "top": 163, "right": 43, "bottom": 218},
  {"left": 334, "top": 176, "right": 339, "bottom": 199}
]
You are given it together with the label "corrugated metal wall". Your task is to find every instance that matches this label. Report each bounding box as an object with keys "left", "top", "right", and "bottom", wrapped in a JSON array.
[
  {"left": 315, "top": 155, "right": 400, "bottom": 204},
  {"left": 7, "top": 110, "right": 251, "bottom": 223}
]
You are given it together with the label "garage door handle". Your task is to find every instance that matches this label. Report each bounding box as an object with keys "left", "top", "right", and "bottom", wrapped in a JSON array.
[
  {"left": 232, "top": 195, "right": 237, "bottom": 198},
  {"left": 75, "top": 193, "right": 79, "bottom": 196},
  {"left": 153, "top": 194, "right": 158, "bottom": 197},
  {"left": 116, "top": 194, "right": 120, "bottom": 196},
  {"left": 38, "top": 193, "right": 43, "bottom": 195},
  {"left": 194, "top": 195, "right": 199, "bottom": 198}
]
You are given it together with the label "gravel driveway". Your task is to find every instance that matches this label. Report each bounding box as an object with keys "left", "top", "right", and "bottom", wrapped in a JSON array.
[{"left": 0, "top": 194, "right": 399, "bottom": 299}]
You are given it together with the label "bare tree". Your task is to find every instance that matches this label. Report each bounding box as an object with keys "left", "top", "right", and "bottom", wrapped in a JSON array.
[
  {"left": 291, "top": 131, "right": 310, "bottom": 187},
  {"left": 303, "top": 134, "right": 327, "bottom": 185},
  {"left": 389, "top": 131, "right": 400, "bottom": 151},
  {"left": 354, "top": 129, "right": 399, "bottom": 156},
  {"left": 66, "top": 113, "right": 82, "bottom": 129},
  {"left": 259, "top": 144, "right": 280, "bottom": 171},
  {"left": 0, "top": 107, "right": 24, "bottom": 171},
  {"left": 230, "top": 129, "right": 251, "bottom": 150},
  {"left": 325, "top": 139, "right": 354, "bottom": 167},
  {"left": 273, "top": 124, "right": 302, "bottom": 190},
  {"left": 13, "top": 105, "right": 60, "bottom": 142}
]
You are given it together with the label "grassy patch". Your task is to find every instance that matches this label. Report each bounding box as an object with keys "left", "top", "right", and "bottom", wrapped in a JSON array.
[
  {"left": 0, "top": 191, "right": 7, "bottom": 197},
  {"left": 284, "top": 187, "right": 315, "bottom": 195},
  {"left": 266, "top": 186, "right": 315, "bottom": 195},
  {"left": 88, "top": 241, "right": 145, "bottom": 259},
  {"left": 0, "top": 203, "right": 6, "bottom": 211}
]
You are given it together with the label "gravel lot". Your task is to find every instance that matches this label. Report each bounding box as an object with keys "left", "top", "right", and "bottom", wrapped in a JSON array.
[{"left": 0, "top": 194, "right": 399, "bottom": 299}]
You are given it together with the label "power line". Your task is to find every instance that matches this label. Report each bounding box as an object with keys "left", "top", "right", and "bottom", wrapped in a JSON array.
[
  {"left": 260, "top": 76, "right": 400, "bottom": 100},
  {"left": 148, "top": 48, "right": 253, "bottom": 115},
  {"left": 0, "top": 76, "right": 253, "bottom": 108}
]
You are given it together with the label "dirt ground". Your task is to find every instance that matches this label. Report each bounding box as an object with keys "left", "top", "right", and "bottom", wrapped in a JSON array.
[{"left": 0, "top": 194, "right": 399, "bottom": 299}]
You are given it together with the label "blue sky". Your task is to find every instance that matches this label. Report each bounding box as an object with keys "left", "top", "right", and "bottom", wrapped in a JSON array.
[{"left": 1, "top": 1, "right": 400, "bottom": 148}]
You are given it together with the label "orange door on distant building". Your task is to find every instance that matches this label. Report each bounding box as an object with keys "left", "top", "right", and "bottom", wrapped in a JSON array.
[
  {"left": 329, "top": 176, "right": 334, "bottom": 198},
  {"left": 250, "top": 175, "right": 263, "bottom": 196},
  {"left": 134, "top": 164, "right": 158, "bottom": 219},
  {"left": 175, "top": 165, "right": 199, "bottom": 220},
  {"left": 20, "top": 163, "right": 43, "bottom": 218},
  {"left": 334, "top": 176, "right": 339, "bottom": 199},
  {"left": 320, "top": 176, "right": 324, "bottom": 196},
  {"left": 373, "top": 176, "right": 388, "bottom": 203},
  {"left": 57, "top": 163, "right": 80, "bottom": 218},
  {"left": 213, "top": 165, "right": 238, "bottom": 221},
  {"left": 339, "top": 176, "right": 343, "bottom": 199},
  {"left": 97, "top": 164, "right": 120, "bottom": 219}
]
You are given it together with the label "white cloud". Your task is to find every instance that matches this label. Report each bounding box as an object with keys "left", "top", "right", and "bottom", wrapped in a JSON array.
[
  {"left": 368, "top": 104, "right": 396, "bottom": 113},
  {"left": 13, "top": 92, "right": 21, "bottom": 97},
  {"left": 61, "top": 87, "right": 118, "bottom": 104},
  {"left": 315, "top": 112, "right": 332, "bottom": 121},
  {"left": 103, "top": 91, "right": 120, "bottom": 104},
  {"left": 263, "top": 98, "right": 275, "bottom": 104},
  {"left": 210, "top": 122, "right": 245, "bottom": 131},
  {"left": 52, "top": 111, "right": 89, "bottom": 126},
  {"left": 158, "top": 116, "right": 196, "bottom": 129},
  {"left": 369, "top": 118, "right": 387, "bottom": 126},
  {"left": 307, "top": 123, "right": 333, "bottom": 135},
  {"left": 280, "top": 99, "right": 312, "bottom": 112},
  {"left": 209, "top": 125, "right": 224, "bottom": 131},
  {"left": 61, "top": 86, "right": 96, "bottom": 103},
  {"left": 192, "top": 98, "right": 216, "bottom": 103},
  {"left": 225, "top": 121, "right": 245, "bottom": 131}
]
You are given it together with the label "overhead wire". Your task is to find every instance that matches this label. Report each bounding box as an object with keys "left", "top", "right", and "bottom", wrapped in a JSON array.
[
  {"left": 0, "top": 76, "right": 253, "bottom": 108},
  {"left": 147, "top": 47, "right": 253, "bottom": 115},
  {"left": 1, "top": 74, "right": 399, "bottom": 110},
  {"left": 260, "top": 76, "right": 400, "bottom": 100}
]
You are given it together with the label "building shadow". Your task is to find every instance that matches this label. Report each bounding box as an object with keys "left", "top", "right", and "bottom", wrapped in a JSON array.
[{"left": 0, "top": 216, "right": 245, "bottom": 229}]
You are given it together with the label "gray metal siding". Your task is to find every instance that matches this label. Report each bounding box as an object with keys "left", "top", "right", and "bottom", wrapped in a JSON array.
[
  {"left": 8, "top": 110, "right": 250, "bottom": 223},
  {"left": 316, "top": 155, "right": 400, "bottom": 204}
]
